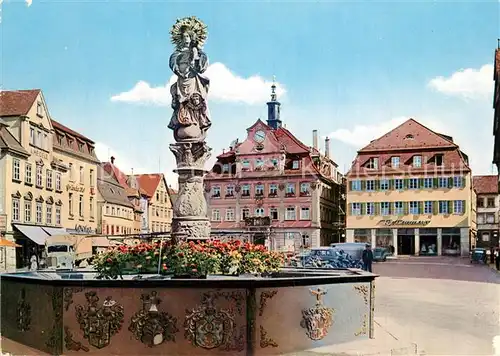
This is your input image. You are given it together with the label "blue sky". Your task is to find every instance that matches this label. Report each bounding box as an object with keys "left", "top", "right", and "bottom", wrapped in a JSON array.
[{"left": 1, "top": 0, "right": 499, "bottom": 186}]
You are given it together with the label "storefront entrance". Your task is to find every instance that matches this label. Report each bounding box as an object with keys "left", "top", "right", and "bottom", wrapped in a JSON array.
[
  {"left": 419, "top": 228, "right": 438, "bottom": 256},
  {"left": 397, "top": 229, "right": 415, "bottom": 255},
  {"left": 442, "top": 228, "right": 461, "bottom": 256}
]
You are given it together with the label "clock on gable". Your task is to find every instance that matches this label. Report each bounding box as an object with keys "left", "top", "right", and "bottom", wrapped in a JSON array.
[{"left": 253, "top": 130, "right": 266, "bottom": 143}]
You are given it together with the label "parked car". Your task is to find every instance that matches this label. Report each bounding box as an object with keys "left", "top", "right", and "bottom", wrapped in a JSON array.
[
  {"left": 373, "top": 247, "right": 390, "bottom": 262},
  {"left": 329, "top": 242, "right": 366, "bottom": 261}
]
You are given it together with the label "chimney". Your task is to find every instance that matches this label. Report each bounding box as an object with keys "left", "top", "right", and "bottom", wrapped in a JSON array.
[
  {"left": 325, "top": 137, "right": 330, "bottom": 158},
  {"left": 313, "top": 130, "right": 318, "bottom": 150},
  {"left": 110, "top": 156, "right": 115, "bottom": 164}
]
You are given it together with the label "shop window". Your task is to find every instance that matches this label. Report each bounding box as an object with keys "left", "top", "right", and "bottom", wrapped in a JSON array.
[
  {"left": 354, "top": 229, "right": 370, "bottom": 243},
  {"left": 419, "top": 228, "right": 438, "bottom": 256},
  {"left": 481, "top": 232, "right": 490, "bottom": 242},
  {"left": 375, "top": 229, "right": 392, "bottom": 250}
]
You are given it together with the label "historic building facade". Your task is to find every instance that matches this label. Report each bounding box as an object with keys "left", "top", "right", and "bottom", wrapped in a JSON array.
[
  {"left": 96, "top": 165, "right": 135, "bottom": 237},
  {"left": 0, "top": 89, "right": 98, "bottom": 270},
  {"left": 205, "top": 84, "right": 345, "bottom": 251},
  {"left": 473, "top": 175, "right": 499, "bottom": 249},
  {"left": 101, "top": 157, "right": 173, "bottom": 234},
  {"left": 493, "top": 45, "right": 500, "bottom": 189},
  {"left": 346, "top": 119, "right": 476, "bottom": 257}
]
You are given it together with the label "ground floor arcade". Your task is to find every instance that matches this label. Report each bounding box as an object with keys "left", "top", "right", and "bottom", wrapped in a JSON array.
[{"left": 345, "top": 227, "right": 473, "bottom": 257}]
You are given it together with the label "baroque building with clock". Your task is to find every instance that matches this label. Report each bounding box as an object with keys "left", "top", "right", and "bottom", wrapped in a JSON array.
[{"left": 204, "top": 82, "right": 346, "bottom": 251}]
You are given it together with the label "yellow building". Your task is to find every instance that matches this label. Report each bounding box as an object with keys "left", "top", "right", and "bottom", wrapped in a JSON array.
[
  {"left": 96, "top": 165, "right": 135, "bottom": 237},
  {"left": 0, "top": 89, "right": 98, "bottom": 270},
  {"left": 346, "top": 119, "right": 476, "bottom": 257}
]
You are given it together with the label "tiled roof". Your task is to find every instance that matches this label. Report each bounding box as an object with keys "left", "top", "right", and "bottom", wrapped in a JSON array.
[
  {"left": 0, "top": 89, "right": 40, "bottom": 116},
  {"left": 96, "top": 166, "right": 134, "bottom": 208},
  {"left": 134, "top": 174, "right": 163, "bottom": 198},
  {"left": 473, "top": 175, "right": 498, "bottom": 194},
  {"left": 102, "top": 162, "right": 131, "bottom": 189},
  {"left": 347, "top": 149, "right": 469, "bottom": 177},
  {"left": 51, "top": 119, "right": 93, "bottom": 143},
  {"left": 0, "top": 122, "right": 29, "bottom": 156},
  {"left": 495, "top": 48, "right": 500, "bottom": 80},
  {"left": 359, "top": 119, "right": 456, "bottom": 152}
]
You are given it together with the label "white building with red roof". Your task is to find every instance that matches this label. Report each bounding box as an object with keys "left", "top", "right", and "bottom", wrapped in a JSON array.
[
  {"left": 205, "top": 83, "right": 345, "bottom": 251},
  {"left": 346, "top": 118, "right": 477, "bottom": 257},
  {"left": 472, "top": 175, "right": 499, "bottom": 249}
]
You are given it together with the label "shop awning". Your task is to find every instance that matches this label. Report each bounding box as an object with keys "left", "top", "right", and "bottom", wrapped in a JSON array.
[
  {"left": 42, "top": 227, "right": 68, "bottom": 236},
  {"left": 13, "top": 224, "right": 49, "bottom": 245},
  {"left": 92, "top": 236, "right": 111, "bottom": 247}
]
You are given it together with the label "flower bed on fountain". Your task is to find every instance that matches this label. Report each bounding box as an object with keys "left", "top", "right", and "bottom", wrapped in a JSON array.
[{"left": 94, "top": 240, "right": 285, "bottom": 280}]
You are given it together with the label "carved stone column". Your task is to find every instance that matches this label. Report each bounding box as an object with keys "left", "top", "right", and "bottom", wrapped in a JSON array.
[{"left": 170, "top": 142, "right": 212, "bottom": 241}]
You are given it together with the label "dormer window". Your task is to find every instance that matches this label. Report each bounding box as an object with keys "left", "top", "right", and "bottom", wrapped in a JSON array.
[
  {"left": 57, "top": 135, "right": 63, "bottom": 145},
  {"left": 292, "top": 160, "right": 300, "bottom": 169},
  {"left": 78, "top": 142, "right": 84, "bottom": 151},
  {"left": 435, "top": 154, "right": 443, "bottom": 166},
  {"left": 413, "top": 155, "right": 422, "bottom": 168},
  {"left": 365, "top": 157, "right": 379, "bottom": 169},
  {"left": 391, "top": 156, "right": 400, "bottom": 168},
  {"left": 37, "top": 101, "right": 43, "bottom": 117},
  {"left": 222, "top": 164, "right": 229, "bottom": 173}
]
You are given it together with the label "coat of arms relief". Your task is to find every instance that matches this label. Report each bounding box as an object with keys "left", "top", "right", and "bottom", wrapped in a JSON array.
[
  {"left": 129, "top": 291, "right": 179, "bottom": 347},
  {"left": 75, "top": 291, "right": 124, "bottom": 349},
  {"left": 300, "top": 288, "right": 335, "bottom": 341}
]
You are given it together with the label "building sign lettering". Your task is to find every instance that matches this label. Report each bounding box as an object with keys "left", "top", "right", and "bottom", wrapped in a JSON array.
[
  {"left": 70, "top": 224, "right": 95, "bottom": 234},
  {"left": 66, "top": 184, "right": 85, "bottom": 193},
  {"left": 377, "top": 219, "right": 431, "bottom": 227},
  {"left": 31, "top": 148, "right": 49, "bottom": 160}
]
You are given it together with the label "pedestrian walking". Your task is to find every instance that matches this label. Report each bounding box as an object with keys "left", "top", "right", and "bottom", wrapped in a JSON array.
[
  {"left": 490, "top": 247, "right": 495, "bottom": 264},
  {"left": 495, "top": 248, "right": 500, "bottom": 271},
  {"left": 362, "top": 244, "right": 374, "bottom": 272}
]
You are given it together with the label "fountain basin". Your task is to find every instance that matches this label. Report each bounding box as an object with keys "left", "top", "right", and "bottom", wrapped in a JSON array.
[{"left": 1, "top": 268, "right": 376, "bottom": 355}]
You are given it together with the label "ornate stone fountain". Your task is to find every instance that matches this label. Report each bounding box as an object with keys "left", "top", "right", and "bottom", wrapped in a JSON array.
[{"left": 167, "top": 16, "right": 212, "bottom": 242}]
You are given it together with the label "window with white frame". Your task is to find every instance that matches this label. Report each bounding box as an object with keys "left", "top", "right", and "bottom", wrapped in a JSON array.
[
  {"left": 270, "top": 208, "right": 278, "bottom": 220},
  {"left": 351, "top": 180, "right": 362, "bottom": 191},
  {"left": 423, "top": 178, "right": 433, "bottom": 189},
  {"left": 413, "top": 155, "right": 422, "bottom": 168},
  {"left": 12, "top": 159, "right": 20, "bottom": 181},
  {"left": 300, "top": 182, "right": 310, "bottom": 195},
  {"left": 55, "top": 206, "right": 61, "bottom": 225},
  {"left": 69, "top": 193, "right": 73, "bottom": 216},
  {"left": 409, "top": 201, "right": 419, "bottom": 215},
  {"left": 46, "top": 204, "right": 52, "bottom": 224},
  {"left": 380, "top": 179, "right": 389, "bottom": 190},
  {"left": 486, "top": 213, "right": 495, "bottom": 223},
  {"left": 255, "top": 184, "right": 264, "bottom": 196},
  {"left": 225, "top": 185, "right": 234, "bottom": 197},
  {"left": 46, "top": 169, "right": 53, "bottom": 189},
  {"left": 36, "top": 165, "right": 43, "bottom": 187},
  {"left": 30, "top": 127, "right": 35, "bottom": 145},
  {"left": 453, "top": 176, "right": 463, "bottom": 188},
  {"left": 438, "top": 177, "right": 448, "bottom": 188},
  {"left": 37, "top": 101, "right": 43, "bottom": 116},
  {"left": 394, "top": 179, "right": 403, "bottom": 190},
  {"left": 222, "top": 163, "right": 229, "bottom": 173},
  {"left": 25, "top": 163, "right": 32, "bottom": 184},
  {"left": 79, "top": 166, "right": 84, "bottom": 184},
  {"left": 285, "top": 206, "right": 296, "bottom": 220},
  {"left": 453, "top": 200, "right": 464, "bottom": 214},
  {"left": 366, "top": 180, "right": 375, "bottom": 191},
  {"left": 366, "top": 202, "right": 375, "bottom": 215},
  {"left": 241, "top": 184, "right": 250, "bottom": 197},
  {"left": 391, "top": 156, "right": 400, "bottom": 168},
  {"left": 351, "top": 203, "right": 361, "bottom": 215},
  {"left": 12, "top": 198, "right": 20, "bottom": 221},
  {"left": 225, "top": 208, "right": 235, "bottom": 221},
  {"left": 90, "top": 169, "right": 94, "bottom": 186},
  {"left": 394, "top": 201, "right": 404, "bottom": 215},
  {"left": 380, "top": 202, "right": 390, "bottom": 216},
  {"left": 241, "top": 208, "right": 250, "bottom": 219},
  {"left": 424, "top": 201, "right": 433, "bottom": 214},
  {"left": 408, "top": 178, "right": 419, "bottom": 189},
  {"left": 211, "top": 209, "right": 221, "bottom": 221},
  {"left": 255, "top": 159, "right": 264, "bottom": 168},
  {"left": 90, "top": 196, "right": 94, "bottom": 218},
  {"left": 300, "top": 207, "right": 310, "bottom": 220},
  {"left": 24, "top": 201, "right": 32, "bottom": 222},
  {"left": 79, "top": 195, "right": 84, "bottom": 217},
  {"left": 292, "top": 160, "right": 300, "bottom": 169},
  {"left": 211, "top": 186, "right": 221, "bottom": 198},
  {"left": 269, "top": 184, "right": 278, "bottom": 196},
  {"left": 241, "top": 160, "right": 250, "bottom": 169},
  {"left": 438, "top": 200, "right": 449, "bottom": 214},
  {"left": 36, "top": 202, "right": 43, "bottom": 223},
  {"left": 255, "top": 207, "right": 265, "bottom": 217},
  {"left": 55, "top": 172, "right": 62, "bottom": 191},
  {"left": 69, "top": 163, "right": 74, "bottom": 181},
  {"left": 286, "top": 183, "right": 295, "bottom": 195}
]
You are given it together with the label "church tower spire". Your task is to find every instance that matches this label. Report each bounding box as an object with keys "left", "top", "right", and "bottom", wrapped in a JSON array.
[{"left": 266, "top": 76, "right": 282, "bottom": 129}]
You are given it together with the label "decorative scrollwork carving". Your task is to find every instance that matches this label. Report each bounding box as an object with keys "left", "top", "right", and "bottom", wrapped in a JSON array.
[
  {"left": 260, "top": 325, "right": 278, "bottom": 348},
  {"left": 354, "top": 314, "right": 368, "bottom": 337},
  {"left": 354, "top": 285, "right": 369, "bottom": 305},
  {"left": 16, "top": 288, "right": 31, "bottom": 332},
  {"left": 259, "top": 290, "right": 278, "bottom": 316},
  {"left": 64, "top": 287, "right": 84, "bottom": 311},
  {"left": 65, "top": 326, "right": 89, "bottom": 352}
]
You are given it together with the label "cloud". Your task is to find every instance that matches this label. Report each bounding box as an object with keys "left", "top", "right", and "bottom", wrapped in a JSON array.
[
  {"left": 111, "top": 62, "right": 285, "bottom": 106},
  {"left": 94, "top": 142, "right": 179, "bottom": 189},
  {"left": 25, "top": 0, "right": 32, "bottom": 7},
  {"left": 327, "top": 116, "right": 447, "bottom": 148},
  {"left": 428, "top": 64, "right": 493, "bottom": 100}
]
